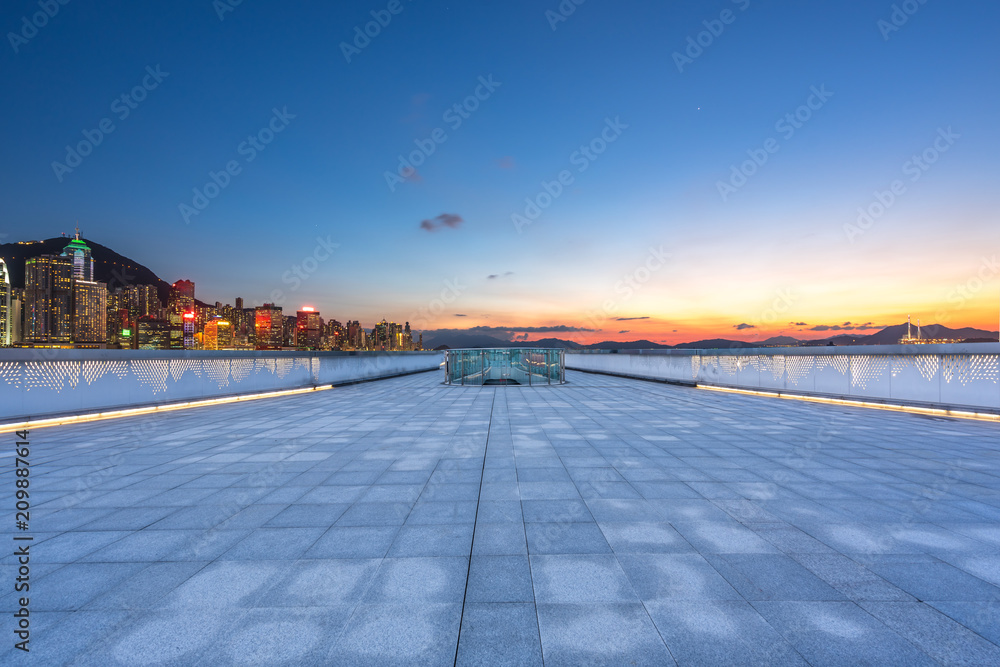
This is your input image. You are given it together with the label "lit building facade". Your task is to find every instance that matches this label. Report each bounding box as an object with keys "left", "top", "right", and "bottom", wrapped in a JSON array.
[
  {"left": 0, "top": 258, "right": 12, "bottom": 346},
  {"left": 255, "top": 304, "right": 283, "bottom": 349},
  {"left": 137, "top": 316, "right": 170, "bottom": 349},
  {"left": 203, "top": 317, "right": 233, "bottom": 350},
  {"left": 126, "top": 284, "right": 160, "bottom": 320},
  {"left": 182, "top": 311, "right": 196, "bottom": 348},
  {"left": 25, "top": 254, "right": 74, "bottom": 344},
  {"left": 169, "top": 280, "right": 195, "bottom": 314},
  {"left": 296, "top": 307, "right": 322, "bottom": 349},
  {"left": 72, "top": 280, "right": 107, "bottom": 345}
]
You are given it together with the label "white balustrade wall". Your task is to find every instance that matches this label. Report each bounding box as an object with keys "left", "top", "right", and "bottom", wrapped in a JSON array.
[
  {"left": 566, "top": 344, "right": 1000, "bottom": 412},
  {"left": 0, "top": 350, "right": 443, "bottom": 421}
]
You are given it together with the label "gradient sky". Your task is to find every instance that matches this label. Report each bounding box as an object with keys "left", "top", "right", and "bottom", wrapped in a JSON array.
[{"left": 2, "top": 0, "right": 998, "bottom": 344}]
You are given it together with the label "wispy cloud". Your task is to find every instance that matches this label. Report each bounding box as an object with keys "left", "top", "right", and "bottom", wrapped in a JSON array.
[
  {"left": 419, "top": 324, "right": 596, "bottom": 340},
  {"left": 808, "top": 321, "right": 880, "bottom": 332},
  {"left": 420, "top": 213, "right": 463, "bottom": 232},
  {"left": 615, "top": 316, "right": 649, "bottom": 321},
  {"left": 487, "top": 271, "right": 514, "bottom": 280},
  {"left": 496, "top": 156, "right": 515, "bottom": 169},
  {"left": 733, "top": 323, "right": 756, "bottom": 330}
]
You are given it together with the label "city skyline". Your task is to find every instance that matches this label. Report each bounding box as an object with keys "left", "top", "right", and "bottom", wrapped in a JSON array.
[
  {"left": 2, "top": 1, "right": 998, "bottom": 345},
  {"left": 0, "top": 228, "right": 1000, "bottom": 351}
]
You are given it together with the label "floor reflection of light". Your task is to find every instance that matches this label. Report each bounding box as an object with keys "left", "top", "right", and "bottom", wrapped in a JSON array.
[{"left": 0, "top": 385, "right": 332, "bottom": 433}]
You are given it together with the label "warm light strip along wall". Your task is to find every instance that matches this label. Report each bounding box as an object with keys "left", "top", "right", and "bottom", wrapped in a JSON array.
[
  {"left": 697, "top": 384, "right": 1000, "bottom": 423},
  {"left": 0, "top": 385, "right": 332, "bottom": 434}
]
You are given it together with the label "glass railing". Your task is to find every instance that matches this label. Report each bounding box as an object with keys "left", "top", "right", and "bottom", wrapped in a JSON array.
[{"left": 443, "top": 348, "right": 566, "bottom": 385}]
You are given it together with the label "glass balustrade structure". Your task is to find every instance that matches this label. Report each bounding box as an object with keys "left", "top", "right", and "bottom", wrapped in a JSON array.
[{"left": 443, "top": 348, "right": 566, "bottom": 385}]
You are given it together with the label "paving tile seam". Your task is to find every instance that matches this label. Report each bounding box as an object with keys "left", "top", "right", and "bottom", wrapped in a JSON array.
[
  {"left": 507, "top": 388, "right": 549, "bottom": 665},
  {"left": 252, "top": 387, "right": 491, "bottom": 664},
  {"left": 452, "top": 387, "right": 496, "bottom": 666}
]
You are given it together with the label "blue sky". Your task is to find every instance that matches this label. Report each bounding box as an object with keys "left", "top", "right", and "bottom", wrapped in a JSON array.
[{"left": 2, "top": 0, "right": 998, "bottom": 341}]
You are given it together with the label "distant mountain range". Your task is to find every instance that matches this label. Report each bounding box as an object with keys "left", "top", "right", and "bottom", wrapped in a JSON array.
[
  {"left": 0, "top": 237, "right": 202, "bottom": 307},
  {"left": 426, "top": 323, "right": 999, "bottom": 351}
]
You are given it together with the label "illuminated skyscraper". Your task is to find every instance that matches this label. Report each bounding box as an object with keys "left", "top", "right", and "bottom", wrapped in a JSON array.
[
  {"left": 137, "top": 316, "right": 170, "bottom": 349},
  {"left": 347, "top": 320, "right": 362, "bottom": 349},
  {"left": 373, "top": 320, "right": 389, "bottom": 350},
  {"left": 204, "top": 317, "right": 233, "bottom": 350},
  {"left": 182, "top": 311, "right": 196, "bottom": 348},
  {"left": 296, "top": 307, "right": 322, "bottom": 349},
  {"left": 168, "top": 312, "right": 184, "bottom": 349},
  {"left": 72, "top": 280, "right": 107, "bottom": 345},
  {"left": 327, "top": 319, "right": 345, "bottom": 349},
  {"left": 126, "top": 284, "right": 160, "bottom": 319},
  {"left": 0, "top": 259, "right": 11, "bottom": 346},
  {"left": 169, "top": 280, "right": 195, "bottom": 314},
  {"left": 61, "top": 229, "right": 95, "bottom": 281},
  {"left": 25, "top": 254, "right": 73, "bottom": 344},
  {"left": 255, "top": 304, "right": 283, "bottom": 350}
]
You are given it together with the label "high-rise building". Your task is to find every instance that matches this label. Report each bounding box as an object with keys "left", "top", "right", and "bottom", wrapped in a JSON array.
[
  {"left": 72, "top": 280, "right": 107, "bottom": 345},
  {"left": 168, "top": 312, "right": 184, "bottom": 349},
  {"left": 240, "top": 307, "right": 256, "bottom": 345},
  {"left": 169, "top": 280, "right": 195, "bottom": 314},
  {"left": 346, "top": 320, "right": 363, "bottom": 350},
  {"left": 327, "top": 319, "right": 345, "bottom": 350},
  {"left": 107, "top": 288, "right": 124, "bottom": 345},
  {"left": 235, "top": 297, "right": 243, "bottom": 310},
  {"left": 182, "top": 311, "right": 196, "bottom": 348},
  {"left": 126, "top": 284, "right": 160, "bottom": 319},
  {"left": 254, "top": 304, "right": 283, "bottom": 350},
  {"left": 203, "top": 317, "right": 233, "bottom": 350},
  {"left": 373, "top": 320, "right": 389, "bottom": 350},
  {"left": 25, "top": 254, "right": 73, "bottom": 344},
  {"left": 295, "top": 307, "right": 322, "bottom": 349},
  {"left": 10, "top": 287, "right": 23, "bottom": 345},
  {"left": 61, "top": 229, "right": 95, "bottom": 281},
  {"left": 0, "top": 258, "right": 12, "bottom": 346},
  {"left": 137, "top": 316, "right": 170, "bottom": 349}
]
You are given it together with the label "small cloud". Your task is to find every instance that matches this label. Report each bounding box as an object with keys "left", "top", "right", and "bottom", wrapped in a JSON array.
[
  {"left": 810, "top": 322, "right": 877, "bottom": 331},
  {"left": 401, "top": 166, "right": 422, "bottom": 183},
  {"left": 791, "top": 322, "right": 807, "bottom": 326},
  {"left": 487, "top": 271, "right": 514, "bottom": 280},
  {"left": 618, "top": 330, "right": 630, "bottom": 334},
  {"left": 496, "top": 156, "right": 515, "bottom": 169},
  {"left": 454, "top": 314, "right": 467, "bottom": 317},
  {"left": 733, "top": 323, "right": 756, "bottom": 330},
  {"left": 615, "top": 316, "right": 649, "bottom": 321},
  {"left": 810, "top": 324, "right": 858, "bottom": 331},
  {"left": 420, "top": 213, "right": 464, "bottom": 232},
  {"left": 402, "top": 93, "right": 432, "bottom": 123}
]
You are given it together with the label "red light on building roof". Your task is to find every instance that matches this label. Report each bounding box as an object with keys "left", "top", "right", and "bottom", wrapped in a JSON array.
[
  {"left": 183, "top": 312, "right": 195, "bottom": 319},
  {"left": 302, "top": 306, "right": 315, "bottom": 312}
]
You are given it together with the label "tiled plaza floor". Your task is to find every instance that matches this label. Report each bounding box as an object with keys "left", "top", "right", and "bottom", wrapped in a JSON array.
[{"left": 3, "top": 369, "right": 1000, "bottom": 665}]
